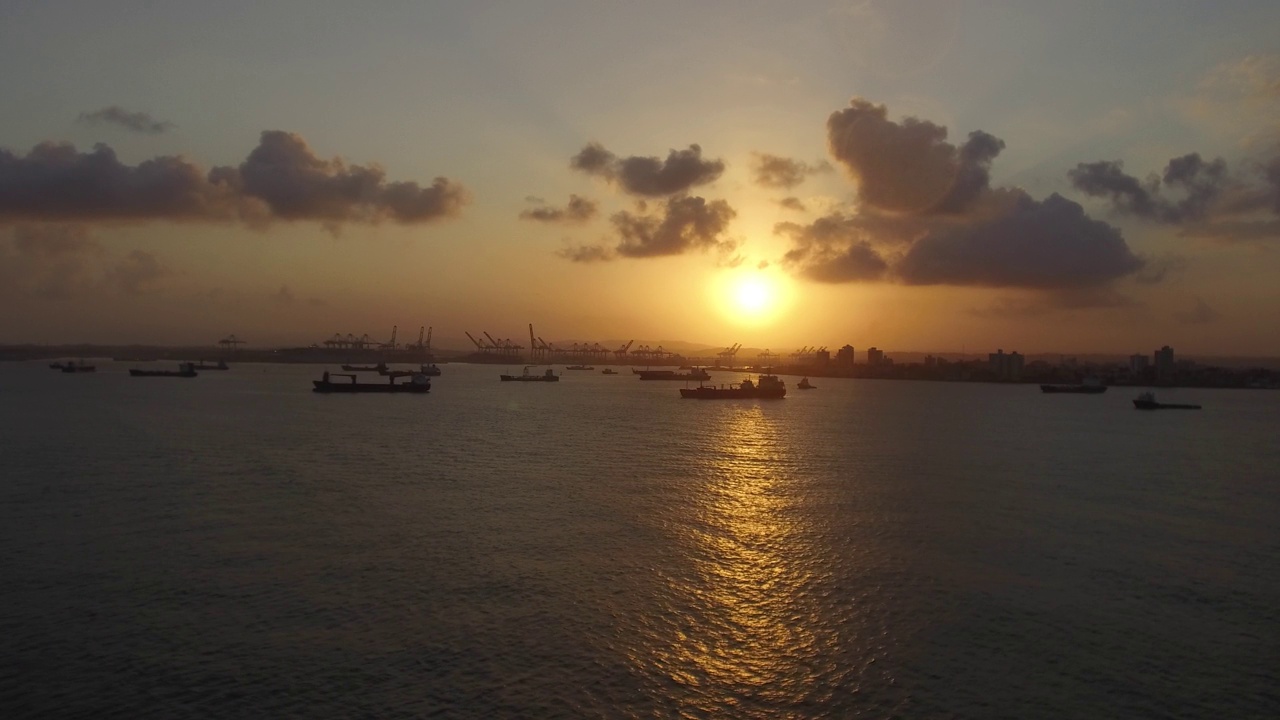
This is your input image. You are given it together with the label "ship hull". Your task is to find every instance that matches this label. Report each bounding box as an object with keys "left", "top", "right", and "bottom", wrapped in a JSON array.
[
  {"left": 1041, "top": 384, "right": 1107, "bottom": 394},
  {"left": 1133, "top": 400, "right": 1200, "bottom": 410},
  {"left": 500, "top": 376, "right": 559, "bottom": 382},
  {"left": 130, "top": 370, "right": 197, "bottom": 377},
  {"left": 679, "top": 388, "right": 786, "bottom": 399},
  {"left": 312, "top": 381, "right": 429, "bottom": 393}
]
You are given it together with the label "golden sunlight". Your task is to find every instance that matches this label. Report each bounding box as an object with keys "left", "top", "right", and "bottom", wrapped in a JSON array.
[{"left": 710, "top": 269, "right": 792, "bottom": 328}]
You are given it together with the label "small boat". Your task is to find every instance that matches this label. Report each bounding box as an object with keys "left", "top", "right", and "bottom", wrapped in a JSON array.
[
  {"left": 636, "top": 368, "right": 711, "bottom": 381},
  {"left": 313, "top": 371, "right": 430, "bottom": 393},
  {"left": 379, "top": 363, "right": 442, "bottom": 378},
  {"left": 56, "top": 360, "right": 96, "bottom": 373},
  {"left": 601, "top": 368, "right": 618, "bottom": 375},
  {"left": 131, "top": 362, "right": 198, "bottom": 378},
  {"left": 190, "top": 360, "right": 229, "bottom": 370},
  {"left": 797, "top": 377, "right": 815, "bottom": 390},
  {"left": 500, "top": 366, "right": 560, "bottom": 382},
  {"left": 680, "top": 374, "right": 787, "bottom": 399},
  {"left": 1133, "top": 391, "right": 1200, "bottom": 410},
  {"left": 1041, "top": 377, "right": 1106, "bottom": 394},
  {"left": 564, "top": 365, "right": 595, "bottom": 370},
  {"left": 341, "top": 362, "right": 388, "bottom": 372}
]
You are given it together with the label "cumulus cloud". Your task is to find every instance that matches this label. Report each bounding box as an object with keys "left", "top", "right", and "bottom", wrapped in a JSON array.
[
  {"left": 0, "top": 131, "right": 469, "bottom": 227},
  {"left": 570, "top": 142, "right": 724, "bottom": 197},
  {"left": 1069, "top": 151, "right": 1280, "bottom": 240},
  {"left": 109, "top": 250, "right": 169, "bottom": 295},
  {"left": 750, "top": 153, "right": 830, "bottom": 189},
  {"left": 895, "top": 193, "right": 1144, "bottom": 288},
  {"left": 77, "top": 106, "right": 175, "bottom": 135},
  {"left": 775, "top": 98, "right": 1147, "bottom": 290},
  {"left": 520, "top": 194, "right": 598, "bottom": 223},
  {"left": 612, "top": 195, "right": 737, "bottom": 258},
  {"left": 826, "top": 98, "right": 1003, "bottom": 214},
  {"left": 777, "top": 196, "right": 806, "bottom": 212}
]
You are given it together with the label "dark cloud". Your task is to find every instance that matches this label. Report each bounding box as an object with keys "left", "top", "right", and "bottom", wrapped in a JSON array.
[
  {"left": 0, "top": 131, "right": 469, "bottom": 227},
  {"left": 109, "top": 250, "right": 168, "bottom": 295},
  {"left": 896, "top": 193, "right": 1144, "bottom": 288},
  {"left": 750, "top": 153, "right": 830, "bottom": 189},
  {"left": 1175, "top": 296, "right": 1220, "bottom": 325},
  {"left": 777, "top": 212, "right": 890, "bottom": 282},
  {"left": 557, "top": 244, "right": 613, "bottom": 263},
  {"left": 520, "top": 194, "right": 598, "bottom": 223},
  {"left": 826, "top": 98, "right": 1003, "bottom": 214},
  {"left": 612, "top": 195, "right": 737, "bottom": 258},
  {"left": 570, "top": 142, "right": 724, "bottom": 197},
  {"left": 1069, "top": 151, "right": 1280, "bottom": 240},
  {"left": 77, "top": 106, "right": 175, "bottom": 135},
  {"left": 777, "top": 196, "right": 806, "bottom": 212}
]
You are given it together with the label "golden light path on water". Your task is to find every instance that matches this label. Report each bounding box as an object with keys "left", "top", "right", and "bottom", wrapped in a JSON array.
[{"left": 639, "top": 405, "right": 838, "bottom": 716}]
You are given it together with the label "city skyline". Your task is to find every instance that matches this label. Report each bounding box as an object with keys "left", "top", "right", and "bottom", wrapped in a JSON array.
[{"left": 3, "top": 1, "right": 1280, "bottom": 355}]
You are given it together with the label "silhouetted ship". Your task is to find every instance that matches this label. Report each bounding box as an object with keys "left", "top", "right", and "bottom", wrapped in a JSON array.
[
  {"left": 601, "top": 368, "right": 618, "bottom": 375},
  {"left": 680, "top": 374, "right": 786, "bottom": 399},
  {"left": 636, "top": 368, "right": 711, "bottom": 381},
  {"left": 500, "top": 366, "right": 560, "bottom": 382},
  {"left": 797, "top": 377, "right": 815, "bottom": 390},
  {"left": 564, "top": 365, "right": 594, "bottom": 370},
  {"left": 190, "top": 360, "right": 229, "bottom": 370},
  {"left": 1041, "top": 377, "right": 1106, "bottom": 394},
  {"left": 379, "top": 363, "right": 441, "bottom": 378},
  {"left": 341, "top": 362, "right": 388, "bottom": 372},
  {"left": 313, "top": 371, "right": 430, "bottom": 393},
  {"left": 55, "top": 360, "right": 95, "bottom": 373},
  {"left": 1133, "top": 391, "right": 1200, "bottom": 410},
  {"left": 130, "top": 363, "right": 198, "bottom": 378}
]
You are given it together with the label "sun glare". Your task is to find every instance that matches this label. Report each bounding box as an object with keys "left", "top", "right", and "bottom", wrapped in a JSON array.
[{"left": 710, "top": 270, "right": 791, "bottom": 328}]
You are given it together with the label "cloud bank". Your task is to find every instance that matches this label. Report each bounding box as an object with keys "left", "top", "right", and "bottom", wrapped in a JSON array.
[
  {"left": 0, "top": 131, "right": 469, "bottom": 227},
  {"left": 559, "top": 196, "right": 737, "bottom": 263},
  {"left": 780, "top": 97, "right": 1146, "bottom": 290}
]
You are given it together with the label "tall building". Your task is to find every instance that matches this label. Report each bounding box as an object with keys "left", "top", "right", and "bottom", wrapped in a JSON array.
[
  {"left": 835, "top": 345, "right": 856, "bottom": 367},
  {"left": 867, "top": 347, "right": 884, "bottom": 366},
  {"left": 988, "top": 349, "right": 1025, "bottom": 381},
  {"left": 1129, "top": 354, "right": 1150, "bottom": 375},
  {"left": 1154, "top": 345, "right": 1175, "bottom": 382}
]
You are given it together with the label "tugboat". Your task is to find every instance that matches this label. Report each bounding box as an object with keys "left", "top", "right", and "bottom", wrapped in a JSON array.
[
  {"left": 313, "top": 370, "right": 430, "bottom": 393},
  {"left": 601, "top": 368, "right": 618, "bottom": 375},
  {"left": 130, "top": 362, "right": 198, "bottom": 378},
  {"left": 1133, "top": 391, "right": 1201, "bottom": 410},
  {"left": 636, "top": 368, "right": 711, "bottom": 381},
  {"left": 680, "top": 373, "right": 787, "bottom": 399},
  {"left": 500, "top": 366, "right": 560, "bottom": 382},
  {"left": 797, "top": 377, "right": 815, "bottom": 390},
  {"left": 1041, "top": 377, "right": 1106, "bottom": 394},
  {"left": 341, "top": 361, "right": 388, "bottom": 372}
]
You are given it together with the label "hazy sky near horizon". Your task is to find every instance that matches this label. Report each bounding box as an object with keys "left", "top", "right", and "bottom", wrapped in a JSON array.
[{"left": 3, "top": 0, "right": 1279, "bottom": 355}]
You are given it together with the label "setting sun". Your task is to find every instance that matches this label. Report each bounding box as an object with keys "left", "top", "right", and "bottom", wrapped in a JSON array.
[
  {"left": 709, "top": 269, "right": 791, "bottom": 328},
  {"left": 735, "top": 277, "right": 771, "bottom": 314}
]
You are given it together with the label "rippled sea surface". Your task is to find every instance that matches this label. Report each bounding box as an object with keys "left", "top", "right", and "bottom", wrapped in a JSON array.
[{"left": 2, "top": 362, "right": 1277, "bottom": 718}]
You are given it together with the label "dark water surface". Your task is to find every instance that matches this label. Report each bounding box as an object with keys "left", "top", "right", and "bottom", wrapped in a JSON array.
[{"left": 2, "top": 362, "right": 1277, "bottom": 718}]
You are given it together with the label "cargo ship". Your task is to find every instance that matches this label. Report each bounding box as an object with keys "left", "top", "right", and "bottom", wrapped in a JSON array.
[
  {"left": 1041, "top": 377, "right": 1106, "bottom": 394},
  {"left": 313, "top": 371, "right": 430, "bottom": 393},
  {"left": 500, "top": 366, "right": 559, "bottom": 382},
  {"left": 130, "top": 363, "right": 198, "bottom": 378},
  {"left": 636, "top": 368, "right": 711, "bottom": 381},
  {"left": 680, "top": 374, "right": 786, "bottom": 399},
  {"left": 1132, "top": 392, "right": 1200, "bottom": 410}
]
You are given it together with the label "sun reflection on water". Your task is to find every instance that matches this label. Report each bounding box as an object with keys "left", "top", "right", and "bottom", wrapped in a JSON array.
[{"left": 644, "top": 405, "right": 833, "bottom": 715}]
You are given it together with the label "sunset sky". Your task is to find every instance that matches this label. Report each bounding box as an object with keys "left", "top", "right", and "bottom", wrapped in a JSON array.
[{"left": 3, "top": 1, "right": 1279, "bottom": 356}]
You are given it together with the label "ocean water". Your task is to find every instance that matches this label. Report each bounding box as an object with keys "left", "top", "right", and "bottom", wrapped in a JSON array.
[{"left": 1, "top": 362, "right": 1277, "bottom": 718}]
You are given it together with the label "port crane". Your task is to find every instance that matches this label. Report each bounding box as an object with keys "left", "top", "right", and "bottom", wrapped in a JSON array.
[
  {"left": 613, "top": 340, "right": 634, "bottom": 361},
  {"left": 716, "top": 343, "right": 741, "bottom": 367},
  {"left": 218, "top": 334, "right": 245, "bottom": 352}
]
